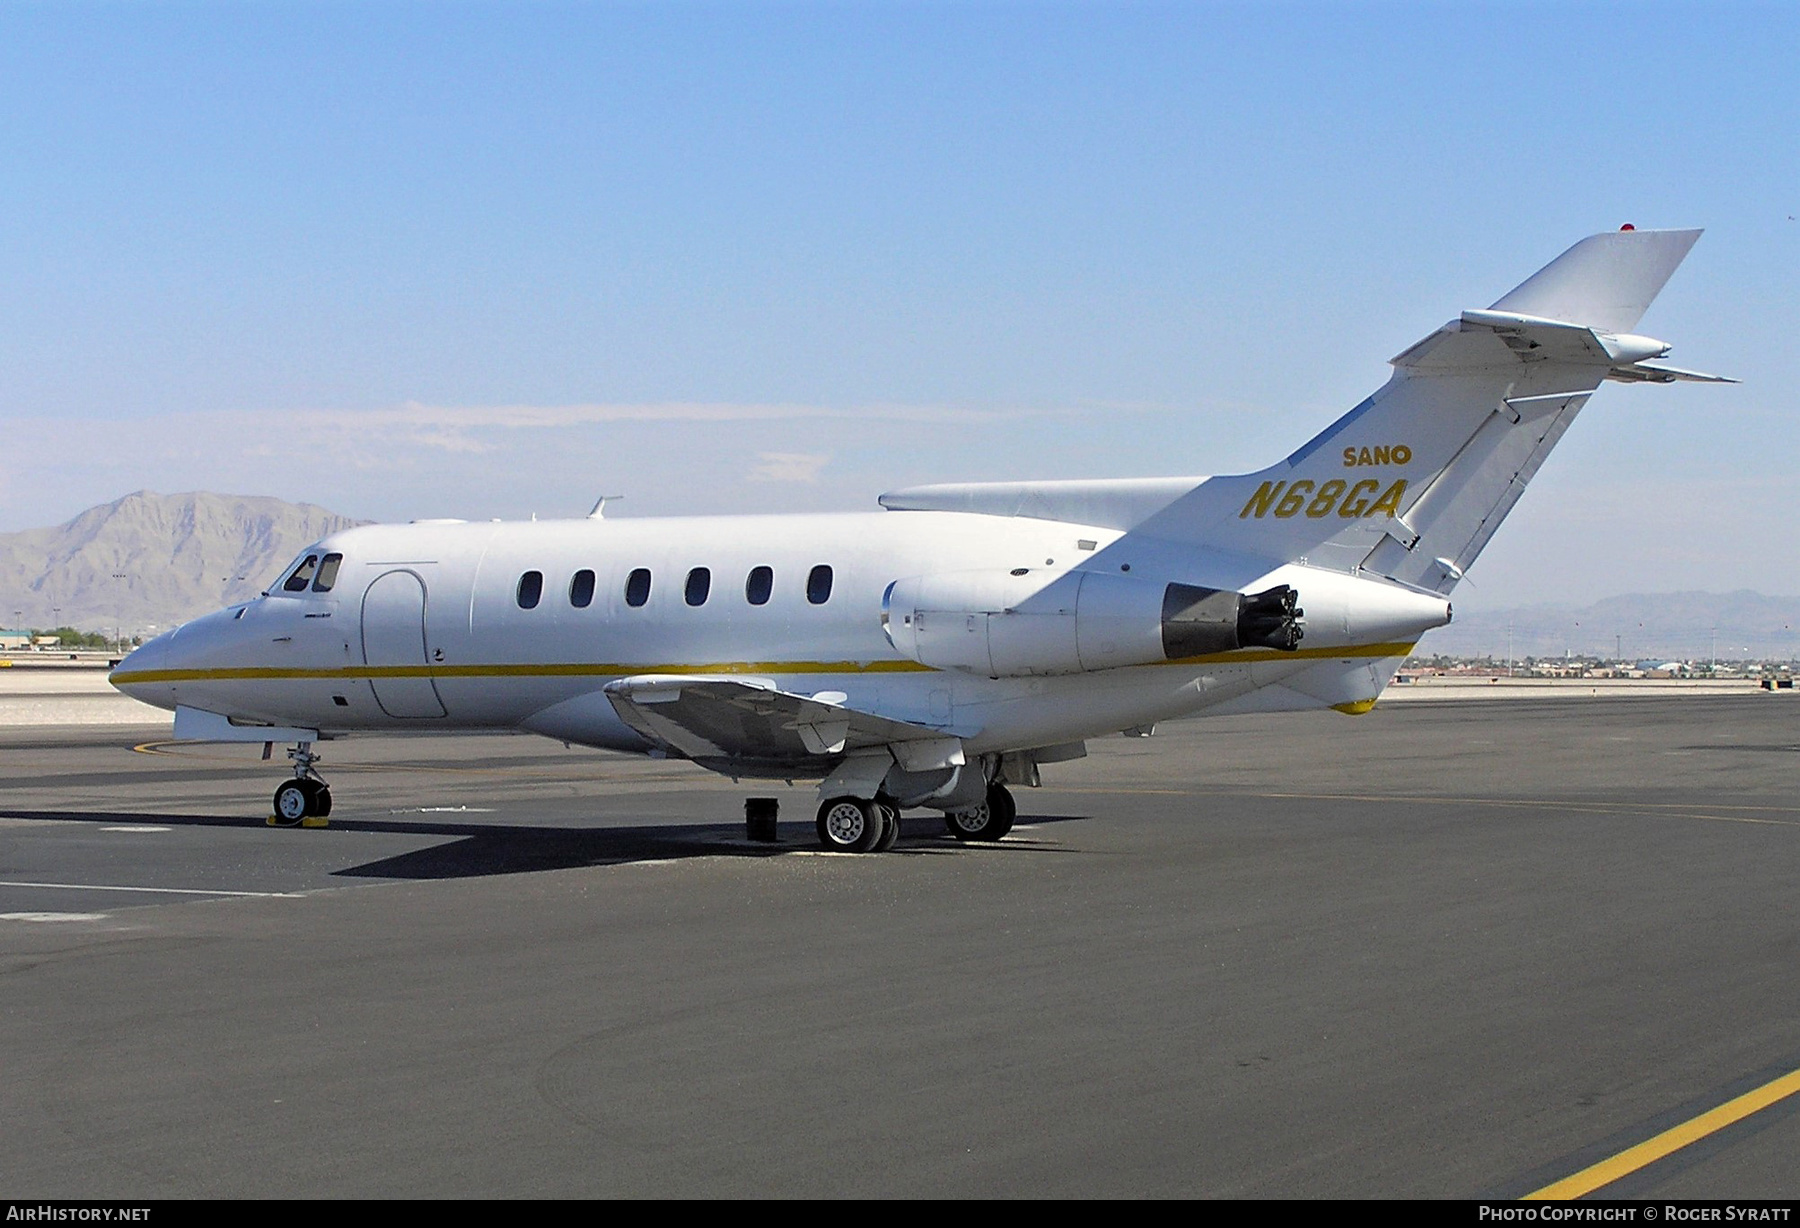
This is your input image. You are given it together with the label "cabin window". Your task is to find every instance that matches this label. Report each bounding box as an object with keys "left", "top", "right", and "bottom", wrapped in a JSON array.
[
  {"left": 516, "top": 571, "right": 543, "bottom": 609},
  {"left": 685, "top": 567, "right": 711, "bottom": 607},
  {"left": 807, "top": 564, "right": 833, "bottom": 605},
  {"left": 311, "top": 554, "right": 343, "bottom": 593},
  {"left": 283, "top": 556, "right": 319, "bottom": 593},
  {"left": 745, "top": 565, "right": 773, "bottom": 606},
  {"left": 625, "top": 568, "right": 652, "bottom": 608},
  {"left": 569, "top": 569, "right": 596, "bottom": 609}
]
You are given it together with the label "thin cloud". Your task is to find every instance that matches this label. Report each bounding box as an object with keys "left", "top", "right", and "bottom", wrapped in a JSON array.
[
  {"left": 749, "top": 452, "right": 830, "bottom": 483},
  {"left": 260, "top": 400, "right": 1054, "bottom": 456},
  {"left": 0, "top": 395, "right": 1279, "bottom": 534}
]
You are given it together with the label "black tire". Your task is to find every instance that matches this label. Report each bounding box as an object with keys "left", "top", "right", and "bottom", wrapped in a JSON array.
[
  {"left": 272, "top": 780, "right": 311, "bottom": 826},
  {"left": 816, "top": 796, "right": 884, "bottom": 853},
  {"left": 984, "top": 781, "right": 1016, "bottom": 840},
  {"left": 872, "top": 801, "right": 901, "bottom": 852},
  {"left": 946, "top": 782, "right": 1016, "bottom": 842},
  {"left": 311, "top": 784, "right": 332, "bottom": 818}
]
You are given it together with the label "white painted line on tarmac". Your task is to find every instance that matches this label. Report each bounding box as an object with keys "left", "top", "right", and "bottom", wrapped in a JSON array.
[
  {"left": 1, "top": 912, "right": 110, "bottom": 922},
  {"left": 0, "top": 880, "right": 304, "bottom": 898},
  {"left": 99, "top": 826, "right": 172, "bottom": 833}
]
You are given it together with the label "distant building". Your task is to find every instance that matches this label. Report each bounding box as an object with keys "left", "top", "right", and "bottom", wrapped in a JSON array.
[{"left": 0, "top": 629, "right": 28, "bottom": 650}]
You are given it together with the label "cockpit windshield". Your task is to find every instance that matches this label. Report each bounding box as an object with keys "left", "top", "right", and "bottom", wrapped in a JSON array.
[
  {"left": 282, "top": 555, "right": 319, "bottom": 592},
  {"left": 275, "top": 550, "right": 344, "bottom": 595}
]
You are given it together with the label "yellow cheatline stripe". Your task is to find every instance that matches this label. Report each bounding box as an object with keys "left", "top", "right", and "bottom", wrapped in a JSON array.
[
  {"left": 107, "top": 642, "right": 1416, "bottom": 687},
  {"left": 1525, "top": 1065, "right": 1800, "bottom": 1199},
  {"left": 109, "top": 660, "right": 934, "bottom": 684}
]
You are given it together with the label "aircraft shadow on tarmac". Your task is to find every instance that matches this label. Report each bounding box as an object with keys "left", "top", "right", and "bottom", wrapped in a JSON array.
[{"left": 0, "top": 808, "right": 1090, "bottom": 880}]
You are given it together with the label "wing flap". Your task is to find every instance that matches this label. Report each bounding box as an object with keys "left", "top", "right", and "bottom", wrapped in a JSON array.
[{"left": 602, "top": 675, "right": 952, "bottom": 763}]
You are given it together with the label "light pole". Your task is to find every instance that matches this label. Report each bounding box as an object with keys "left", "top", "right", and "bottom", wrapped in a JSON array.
[{"left": 111, "top": 573, "right": 127, "bottom": 653}]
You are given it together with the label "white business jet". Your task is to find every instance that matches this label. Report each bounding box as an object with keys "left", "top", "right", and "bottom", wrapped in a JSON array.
[{"left": 111, "top": 227, "right": 1727, "bottom": 849}]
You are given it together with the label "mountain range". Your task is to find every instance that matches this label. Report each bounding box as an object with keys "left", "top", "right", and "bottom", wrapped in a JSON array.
[{"left": 0, "top": 491, "right": 364, "bottom": 636}]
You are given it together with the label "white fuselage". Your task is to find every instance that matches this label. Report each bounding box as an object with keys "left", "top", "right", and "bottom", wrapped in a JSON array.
[{"left": 109, "top": 507, "right": 1448, "bottom": 763}]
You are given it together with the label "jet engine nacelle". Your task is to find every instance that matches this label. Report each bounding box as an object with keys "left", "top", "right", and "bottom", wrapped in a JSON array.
[{"left": 881, "top": 569, "right": 1307, "bottom": 677}]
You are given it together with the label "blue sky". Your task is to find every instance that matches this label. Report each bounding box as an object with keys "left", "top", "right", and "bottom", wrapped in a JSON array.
[{"left": 1, "top": 1, "right": 1794, "bottom": 606}]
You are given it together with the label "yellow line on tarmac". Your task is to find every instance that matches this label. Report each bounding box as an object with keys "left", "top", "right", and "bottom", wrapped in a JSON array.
[{"left": 1525, "top": 1066, "right": 1800, "bottom": 1199}]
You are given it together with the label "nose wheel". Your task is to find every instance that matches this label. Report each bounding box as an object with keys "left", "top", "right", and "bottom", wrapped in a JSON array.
[
  {"left": 270, "top": 741, "right": 332, "bottom": 827},
  {"left": 272, "top": 778, "right": 332, "bottom": 825}
]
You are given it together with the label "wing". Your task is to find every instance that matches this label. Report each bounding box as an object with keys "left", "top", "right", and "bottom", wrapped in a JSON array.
[{"left": 603, "top": 675, "right": 962, "bottom": 769}]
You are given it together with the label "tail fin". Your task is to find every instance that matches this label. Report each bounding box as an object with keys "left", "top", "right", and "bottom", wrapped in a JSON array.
[
  {"left": 1489, "top": 228, "right": 1700, "bottom": 334},
  {"left": 1137, "top": 228, "right": 1722, "bottom": 592}
]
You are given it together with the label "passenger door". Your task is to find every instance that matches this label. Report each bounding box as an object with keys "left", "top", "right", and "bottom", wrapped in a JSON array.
[{"left": 361, "top": 570, "right": 448, "bottom": 718}]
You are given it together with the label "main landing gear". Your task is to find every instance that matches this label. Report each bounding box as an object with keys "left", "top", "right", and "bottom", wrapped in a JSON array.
[
  {"left": 270, "top": 741, "right": 332, "bottom": 827},
  {"left": 944, "top": 780, "right": 1016, "bottom": 843},
  {"left": 815, "top": 796, "right": 899, "bottom": 853},
  {"left": 814, "top": 781, "right": 1016, "bottom": 853}
]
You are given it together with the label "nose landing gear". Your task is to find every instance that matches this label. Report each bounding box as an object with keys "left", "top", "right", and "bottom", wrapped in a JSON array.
[{"left": 270, "top": 741, "right": 332, "bottom": 827}]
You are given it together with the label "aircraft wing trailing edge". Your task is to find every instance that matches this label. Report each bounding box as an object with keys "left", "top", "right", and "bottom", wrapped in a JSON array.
[{"left": 603, "top": 675, "right": 960, "bottom": 766}]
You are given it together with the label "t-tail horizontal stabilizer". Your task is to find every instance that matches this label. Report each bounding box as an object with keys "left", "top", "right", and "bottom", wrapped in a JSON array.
[{"left": 1133, "top": 227, "right": 1728, "bottom": 593}]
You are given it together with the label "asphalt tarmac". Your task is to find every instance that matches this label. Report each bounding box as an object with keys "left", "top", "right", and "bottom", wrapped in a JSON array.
[{"left": 2, "top": 693, "right": 1798, "bottom": 1198}]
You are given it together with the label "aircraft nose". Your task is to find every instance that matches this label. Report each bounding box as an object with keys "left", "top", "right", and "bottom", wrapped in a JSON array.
[{"left": 108, "top": 622, "right": 194, "bottom": 712}]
